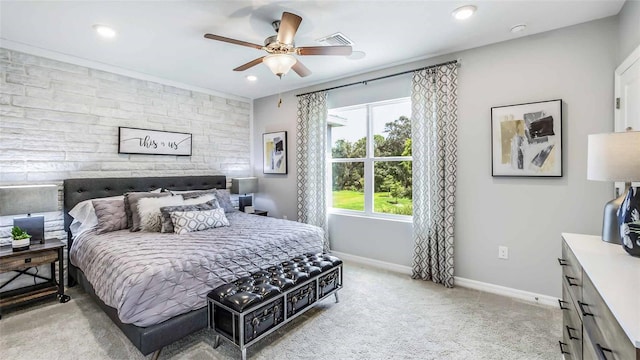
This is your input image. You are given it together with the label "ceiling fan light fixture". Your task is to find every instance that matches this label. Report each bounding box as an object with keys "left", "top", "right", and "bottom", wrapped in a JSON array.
[
  {"left": 92, "top": 24, "right": 116, "bottom": 38},
  {"left": 263, "top": 54, "right": 297, "bottom": 77},
  {"left": 452, "top": 5, "right": 477, "bottom": 20}
]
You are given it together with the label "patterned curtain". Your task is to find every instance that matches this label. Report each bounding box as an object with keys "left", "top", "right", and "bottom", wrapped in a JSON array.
[
  {"left": 296, "top": 92, "right": 330, "bottom": 251},
  {"left": 411, "top": 63, "right": 458, "bottom": 288}
]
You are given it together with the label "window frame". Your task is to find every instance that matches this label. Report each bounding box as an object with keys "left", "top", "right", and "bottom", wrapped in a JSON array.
[{"left": 328, "top": 97, "right": 412, "bottom": 221}]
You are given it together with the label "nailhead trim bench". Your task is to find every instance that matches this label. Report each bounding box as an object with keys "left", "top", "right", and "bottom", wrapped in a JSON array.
[{"left": 207, "top": 253, "right": 343, "bottom": 360}]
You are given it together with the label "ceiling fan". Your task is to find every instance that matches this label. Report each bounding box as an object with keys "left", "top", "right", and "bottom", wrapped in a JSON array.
[{"left": 204, "top": 11, "right": 352, "bottom": 78}]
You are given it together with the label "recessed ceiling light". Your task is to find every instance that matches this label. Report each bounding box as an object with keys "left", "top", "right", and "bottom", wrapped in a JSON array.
[
  {"left": 246, "top": 75, "right": 258, "bottom": 82},
  {"left": 347, "top": 51, "right": 366, "bottom": 60},
  {"left": 510, "top": 24, "right": 527, "bottom": 33},
  {"left": 93, "top": 24, "right": 116, "bottom": 38},
  {"left": 452, "top": 5, "right": 477, "bottom": 20}
]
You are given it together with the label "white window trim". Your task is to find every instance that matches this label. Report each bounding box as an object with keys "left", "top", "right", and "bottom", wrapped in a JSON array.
[{"left": 328, "top": 97, "right": 412, "bottom": 221}]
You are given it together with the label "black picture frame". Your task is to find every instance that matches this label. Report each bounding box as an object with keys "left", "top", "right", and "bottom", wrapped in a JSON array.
[
  {"left": 491, "top": 99, "right": 563, "bottom": 177},
  {"left": 263, "top": 131, "right": 288, "bottom": 174},
  {"left": 118, "top": 126, "right": 192, "bottom": 156}
]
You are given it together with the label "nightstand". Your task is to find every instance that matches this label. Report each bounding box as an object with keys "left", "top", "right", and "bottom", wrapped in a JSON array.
[
  {"left": 0, "top": 239, "right": 70, "bottom": 318},
  {"left": 253, "top": 210, "right": 268, "bottom": 216}
]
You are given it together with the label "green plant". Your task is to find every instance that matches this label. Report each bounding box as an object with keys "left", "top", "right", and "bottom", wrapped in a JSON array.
[{"left": 11, "top": 226, "right": 31, "bottom": 241}]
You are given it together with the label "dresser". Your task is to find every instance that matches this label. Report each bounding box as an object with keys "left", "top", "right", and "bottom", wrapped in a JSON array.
[{"left": 559, "top": 233, "right": 640, "bottom": 359}]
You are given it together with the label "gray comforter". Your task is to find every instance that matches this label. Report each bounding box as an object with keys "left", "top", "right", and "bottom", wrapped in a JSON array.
[{"left": 70, "top": 212, "right": 324, "bottom": 326}]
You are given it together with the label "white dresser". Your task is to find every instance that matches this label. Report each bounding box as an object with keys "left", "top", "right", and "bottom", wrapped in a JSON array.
[{"left": 560, "top": 233, "right": 640, "bottom": 359}]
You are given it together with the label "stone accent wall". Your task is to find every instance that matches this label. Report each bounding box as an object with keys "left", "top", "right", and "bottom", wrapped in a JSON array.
[{"left": 0, "top": 48, "right": 251, "bottom": 242}]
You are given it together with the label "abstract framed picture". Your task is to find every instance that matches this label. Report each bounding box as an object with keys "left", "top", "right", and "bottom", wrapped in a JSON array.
[
  {"left": 491, "top": 99, "right": 562, "bottom": 177},
  {"left": 263, "top": 131, "right": 287, "bottom": 174}
]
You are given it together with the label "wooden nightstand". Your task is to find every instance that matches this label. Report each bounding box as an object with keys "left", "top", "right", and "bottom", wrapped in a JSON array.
[
  {"left": 0, "top": 239, "right": 70, "bottom": 318},
  {"left": 253, "top": 210, "right": 268, "bottom": 216}
]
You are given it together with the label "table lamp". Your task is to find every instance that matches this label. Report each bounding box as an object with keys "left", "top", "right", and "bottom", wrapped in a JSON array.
[
  {"left": 0, "top": 184, "right": 58, "bottom": 244},
  {"left": 231, "top": 177, "right": 258, "bottom": 212},
  {"left": 587, "top": 131, "right": 640, "bottom": 245}
]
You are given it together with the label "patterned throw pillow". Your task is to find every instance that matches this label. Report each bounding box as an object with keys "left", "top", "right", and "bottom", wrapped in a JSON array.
[
  {"left": 170, "top": 208, "right": 229, "bottom": 234},
  {"left": 159, "top": 199, "right": 219, "bottom": 233},
  {"left": 137, "top": 195, "right": 185, "bottom": 232},
  {"left": 92, "top": 199, "right": 128, "bottom": 235}
]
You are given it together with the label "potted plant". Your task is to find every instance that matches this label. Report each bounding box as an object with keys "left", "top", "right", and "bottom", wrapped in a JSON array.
[{"left": 11, "top": 226, "right": 31, "bottom": 251}]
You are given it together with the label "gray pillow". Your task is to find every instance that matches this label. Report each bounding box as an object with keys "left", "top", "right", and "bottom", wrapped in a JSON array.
[
  {"left": 159, "top": 199, "right": 218, "bottom": 233},
  {"left": 93, "top": 199, "right": 128, "bottom": 235},
  {"left": 124, "top": 192, "right": 170, "bottom": 232},
  {"left": 214, "top": 189, "right": 235, "bottom": 213},
  {"left": 168, "top": 189, "right": 216, "bottom": 199},
  {"left": 170, "top": 208, "right": 229, "bottom": 234}
]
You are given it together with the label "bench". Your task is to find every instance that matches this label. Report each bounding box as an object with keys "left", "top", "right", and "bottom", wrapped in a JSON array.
[{"left": 207, "top": 253, "right": 343, "bottom": 360}]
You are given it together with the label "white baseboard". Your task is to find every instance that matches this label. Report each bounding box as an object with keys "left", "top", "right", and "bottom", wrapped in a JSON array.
[{"left": 331, "top": 251, "right": 558, "bottom": 308}]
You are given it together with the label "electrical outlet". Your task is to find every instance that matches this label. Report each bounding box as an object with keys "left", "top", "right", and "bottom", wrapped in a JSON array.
[
  {"left": 498, "top": 246, "right": 509, "bottom": 259},
  {"left": 283, "top": 215, "right": 288, "bottom": 220}
]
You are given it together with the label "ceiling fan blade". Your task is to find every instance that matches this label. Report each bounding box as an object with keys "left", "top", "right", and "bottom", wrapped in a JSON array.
[
  {"left": 276, "top": 12, "right": 302, "bottom": 45},
  {"left": 297, "top": 46, "right": 352, "bottom": 56},
  {"left": 233, "top": 57, "right": 266, "bottom": 71},
  {"left": 204, "top": 34, "right": 263, "bottom": 50},
  {"left": 292, "top": 60, "right": 311, "bottom": 77}
]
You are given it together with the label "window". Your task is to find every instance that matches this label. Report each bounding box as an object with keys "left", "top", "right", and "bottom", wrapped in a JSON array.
[{"left": 328, "top": 98, "right": 412, "bottom": 217}]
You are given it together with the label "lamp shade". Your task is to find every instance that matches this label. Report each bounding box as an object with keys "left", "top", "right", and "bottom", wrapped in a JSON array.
[
  {"left": 0, "top": 184, "right": 58, "bottom": 216},
  {"left": 263, "top": 54, "right": 297, "bottom": 77},
  {"left": 587, "top": 132, "right": 640, "bottom": 182},
  {"left": 231, "top": 177, "right": 258, "bottom": 195}
]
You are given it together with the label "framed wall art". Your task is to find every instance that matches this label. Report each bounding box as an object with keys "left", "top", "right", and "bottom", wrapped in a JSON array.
[
  {"left": 491, "top": 99, "right": 562, "bottom": 177},
  {"left": 118, "top": 127, "right": 192, "bottom": 156},
  {"left": 263, "top": 131, "right": 287, "bottom": 174}
]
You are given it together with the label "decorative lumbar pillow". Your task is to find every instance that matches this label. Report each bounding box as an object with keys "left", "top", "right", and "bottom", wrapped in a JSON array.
[
  {"left": 92, "top": 199, "right": 128, "bottom": 235},
  {"left": 170, "top": 208, "right": 229, "bottom": 234},
  {"left": 159, "top": 199, "right": 219, "bottom": 233},
  {"left": 125, "top": 191, "right": 168, "bottom": 231},
  {"left": 137, "top": 195, "right": 185, "bottom": 232}
]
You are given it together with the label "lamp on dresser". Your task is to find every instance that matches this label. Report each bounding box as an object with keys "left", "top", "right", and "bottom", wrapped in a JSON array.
[
  {"left": 231, "top": 177, "right": 258, "bottom": 212},
  {"left": 587, "top": 131, "right": 640, "bottom": 255},
  {"left": 0, "top": 184, "right": 58, "bottom": 244}
]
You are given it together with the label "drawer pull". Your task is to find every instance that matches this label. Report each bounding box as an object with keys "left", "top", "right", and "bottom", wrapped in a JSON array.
[
  {"left": 578, "top": 301, "right": 594, "bottom": 317},
  {"left": 558, "top": 341, "right": 570, "bottom": 355},
  {"left": 25, "top": 258, "right": 32, "bottom": 263},
  {"left": 557, "top": 258, "right": 568, "bottom": 266},
  {"left": 565, "top": 275, "right": 579, "bottom": 287},
  {"left": 565, "top": 325, "right": 580, "bottom": 340},
  {"left": 595, "top": 344, "right": 612, "bottom": 360},
  {"left": 558, "top": 299, "right": 569, "bottom": 310}
]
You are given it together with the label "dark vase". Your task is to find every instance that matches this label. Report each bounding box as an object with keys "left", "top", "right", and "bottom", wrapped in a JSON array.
[{"left": 617, "top": 187, "right": 640, "bottom": 257}]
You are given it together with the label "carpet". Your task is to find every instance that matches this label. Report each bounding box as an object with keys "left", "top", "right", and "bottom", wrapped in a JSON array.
[{"left": 0, "top": 262, "right": 561, "bottom": 359}]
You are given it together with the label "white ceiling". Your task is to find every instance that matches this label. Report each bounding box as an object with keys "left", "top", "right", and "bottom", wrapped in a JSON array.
[{"left": 0, "top": 1, "right": 625, "bottom": 100}]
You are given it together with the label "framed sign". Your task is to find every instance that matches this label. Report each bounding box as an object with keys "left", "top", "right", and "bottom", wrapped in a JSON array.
[
  {"left": 118, "top": 127, "right": 192, "bottom": 156},
  {"left": 491, "top": 99, "right": 562, "bottom": 177},
  {"left": 263, "top": 131, "right": 287, "bottom": 174}
]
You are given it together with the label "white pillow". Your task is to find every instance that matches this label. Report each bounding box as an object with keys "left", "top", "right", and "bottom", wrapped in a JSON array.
[
  {"left": 170, "top": 208, "right": 229, "bottom": 234},
  {"left": 138, "top": 195, "right": 184, "bottom": 232},
  {"left": 69, "top": 195, "right": 123, "bottom": 236}
]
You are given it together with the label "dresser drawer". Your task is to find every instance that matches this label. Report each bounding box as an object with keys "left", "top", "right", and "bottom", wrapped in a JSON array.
[
  {"left": 581, "top": 274, "right": 636, "bottom": 360},
  {"left": 0, "top": 249, "right": 58, "bottom": 272},
  {"left": 561, "top": 283, "right": 583, "bottom": 359},
  {"left": 560, "top": 240, "right": 582, "bottom": 305}
]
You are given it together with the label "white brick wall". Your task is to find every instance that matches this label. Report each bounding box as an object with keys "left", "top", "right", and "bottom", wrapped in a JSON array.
[{"left": 0, "top": 48, "right": 251, "bottom": 243}]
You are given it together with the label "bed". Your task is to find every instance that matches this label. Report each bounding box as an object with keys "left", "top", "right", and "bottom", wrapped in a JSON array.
[{"left": 63, "top": 175, "right": 324, "bottom": 357}]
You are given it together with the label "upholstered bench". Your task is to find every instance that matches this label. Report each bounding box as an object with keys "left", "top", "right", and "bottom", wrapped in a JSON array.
[{"left": 207, "top": 253, "right": 343, "bottom": 360}]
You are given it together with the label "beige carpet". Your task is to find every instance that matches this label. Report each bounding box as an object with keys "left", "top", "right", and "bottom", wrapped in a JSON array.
[{"left": 0, "top": 262, "right": 561, "bottom": 359}]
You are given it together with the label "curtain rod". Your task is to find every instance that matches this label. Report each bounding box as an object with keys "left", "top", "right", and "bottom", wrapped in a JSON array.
[{"left": 296, "top": 59, "right": 460, "bottom": 97}]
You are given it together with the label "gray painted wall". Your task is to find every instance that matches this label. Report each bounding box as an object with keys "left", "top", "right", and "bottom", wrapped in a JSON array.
[
  {"left": 253, "top": 16, "right": 619, "bottom": 298},
  {"left": 618, "top": 0, "right": 640, "bottom": 62}
]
